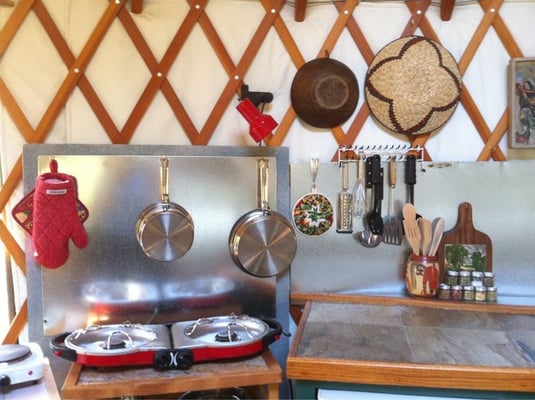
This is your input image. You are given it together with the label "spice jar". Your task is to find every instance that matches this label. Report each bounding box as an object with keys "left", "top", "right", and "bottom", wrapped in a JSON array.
[
  {"left": 475, "top": 286, "right": 487, "bottom": 302},
  {"left": 451, "top": 285, "right": 463, "bottom": 300},
  {"left": 459, "top": 271, "right": 471, "bottom": 286},
  {"left": 483, "top": 272, "right": 495, "bottom": 287},
  {"left": 471, "top": 271, "right": 484, "bottom": 287},
  {"left": 438, "top": 283, "right": 451, "bottom": 300},
  {"left": 446, "top": 270, "right": 459, "bottom": 286},
  {"left": 405, "top": 255, "right": 440, "bottom": 297},
  {"left": 463, "top": 285, "right": 475, "bottom": 302},
  {"left": 486, "top": 286, "right": 497, "bottom": 302}
]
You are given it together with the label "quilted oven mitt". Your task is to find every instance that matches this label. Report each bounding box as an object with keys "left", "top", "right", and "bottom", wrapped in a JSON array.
[{"left": 32, "top": 168, "right": 89, "bottom": 269}]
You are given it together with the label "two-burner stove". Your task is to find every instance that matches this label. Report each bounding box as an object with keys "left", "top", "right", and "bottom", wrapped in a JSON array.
[
  {"left": 0, "top": 343, "right": 44, "bottom": 390},
  {"left": 51, "top": 313, "right": 281, "bottom": 370}
]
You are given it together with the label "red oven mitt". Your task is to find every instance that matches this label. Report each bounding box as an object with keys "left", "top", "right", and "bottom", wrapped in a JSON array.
[{"left": 32, "top": 163, "right": 89, "bottom": 269}]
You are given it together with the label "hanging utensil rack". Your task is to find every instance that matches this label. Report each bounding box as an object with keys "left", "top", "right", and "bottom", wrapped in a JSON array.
[{"left": 336, "top": 144, "right": 425, "bottom": 167}]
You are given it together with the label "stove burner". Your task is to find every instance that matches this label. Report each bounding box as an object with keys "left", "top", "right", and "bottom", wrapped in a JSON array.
[
  {"left": 0, "top": 344, "right": 31, "bottom": 363},
  {"left": 215, "top": 330, "right": 239, "bottom": 343}
]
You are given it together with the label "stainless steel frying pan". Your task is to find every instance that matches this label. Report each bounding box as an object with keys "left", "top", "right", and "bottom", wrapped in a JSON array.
[
  {"left": 228, "top": 159, "right": 296, "bottom": 277},
  {"left": 136, "top": 157, "right": 194, "bottom": 262}
]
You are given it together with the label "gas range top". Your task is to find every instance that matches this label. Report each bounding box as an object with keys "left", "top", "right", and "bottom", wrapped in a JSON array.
[{"left": 0, "top": 343, "right": 44, "bottom": 390}]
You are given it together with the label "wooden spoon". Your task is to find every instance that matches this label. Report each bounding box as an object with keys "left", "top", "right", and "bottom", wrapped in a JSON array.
[
  {"left": 428, "top": 217, "right": 445, "bottom": 257},
  {"left": 402, "top": 203, "right": 421, "bottom": 255},
  {"left": 418, "top": 218, "right": 432, "bottom": 256}
]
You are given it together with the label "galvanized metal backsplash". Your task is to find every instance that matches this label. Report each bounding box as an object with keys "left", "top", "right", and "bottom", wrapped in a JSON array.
[
  {"left": 290, "top": 160, "right": 535, "bottom": 305},
  {"left": 25, "top": 145, "right": 291, "bottom": 383}
]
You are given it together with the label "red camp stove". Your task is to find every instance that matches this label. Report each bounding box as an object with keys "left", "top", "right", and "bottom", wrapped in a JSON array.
[
  {"left": 51, "top": 313, "right": 281, "bottom": 370},
  {"left": 0, "top": 343, "right": 44, "bottom": 390}
]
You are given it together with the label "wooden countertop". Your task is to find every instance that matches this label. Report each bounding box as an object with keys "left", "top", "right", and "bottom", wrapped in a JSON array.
[{"left": 287, "top": 293, "right": 535, "bottom": 393}]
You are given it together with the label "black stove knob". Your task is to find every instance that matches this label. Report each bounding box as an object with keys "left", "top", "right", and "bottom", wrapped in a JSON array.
[
  {"left": 153, "top": 349, "right": 194, "bottom": 370},
  {"left": 0, "top": 375, "right": 10, "bottom": 387}
]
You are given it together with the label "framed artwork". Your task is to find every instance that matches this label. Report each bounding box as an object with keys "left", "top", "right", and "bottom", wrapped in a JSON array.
[{"left": 509, "top": 57, "right": 535, "bottom": 148}]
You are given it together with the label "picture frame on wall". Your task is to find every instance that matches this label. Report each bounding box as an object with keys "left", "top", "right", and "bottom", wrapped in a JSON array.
[{"left": 509, "top": 57, "right": 535, "bottom": 148}]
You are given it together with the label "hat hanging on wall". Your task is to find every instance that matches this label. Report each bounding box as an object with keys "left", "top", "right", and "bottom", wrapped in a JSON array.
[
  {"left": 365, "top": 36, "right": 462, "bottom": 136},
  {"left": 291, "top": 56, "right": 359, "bottom": 129}
]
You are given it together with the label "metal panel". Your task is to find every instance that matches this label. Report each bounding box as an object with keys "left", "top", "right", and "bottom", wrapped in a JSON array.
[
  {"left": 290, "top": 160, "right": 535, "bottom": 306},
  {"left": 25, "top": 144, "right": 290, "bottom": 385}
]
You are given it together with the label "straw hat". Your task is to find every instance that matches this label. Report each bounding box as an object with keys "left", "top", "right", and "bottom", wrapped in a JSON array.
[
  {"left": 291, "top": 57, "right": 359, "bottom": 128},
  {"left": 365, "top": 36, "right": 462, "bottom": 136}
]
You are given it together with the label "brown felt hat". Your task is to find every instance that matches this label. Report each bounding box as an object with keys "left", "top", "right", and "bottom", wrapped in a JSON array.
[
  {"left": 365, "top": 36, "right": 462, "bottom": 136},
  {"left": 291, "top": 57, "right": 359, "bottom": 129}
]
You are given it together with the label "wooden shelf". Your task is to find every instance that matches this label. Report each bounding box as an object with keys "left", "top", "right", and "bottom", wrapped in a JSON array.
[{"left": 62, "top": 349, "right": 282, "bottom": 399}]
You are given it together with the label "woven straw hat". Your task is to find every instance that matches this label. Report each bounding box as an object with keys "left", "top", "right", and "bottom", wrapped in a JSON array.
[{"left": 365, "top": 36, "right": 462, "bottom": 136}]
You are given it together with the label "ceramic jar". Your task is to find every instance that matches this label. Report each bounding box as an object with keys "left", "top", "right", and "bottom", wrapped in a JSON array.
[{"left": 405, "top": 255, "right": 440, "bottom": 297}]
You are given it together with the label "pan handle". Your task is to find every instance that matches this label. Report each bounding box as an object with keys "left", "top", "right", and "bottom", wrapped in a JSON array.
[
  {"left": 261, "top": 318, "right": 282, "bottom": 347},
  {"left": 257, "top": 158, "right": 270, "bottom": 211},
  {"left": 160, "top": 157, "right": 170, "bottom": 203},
  {"left": 49, "top": 332, "right": 78, "bottom": 362}
]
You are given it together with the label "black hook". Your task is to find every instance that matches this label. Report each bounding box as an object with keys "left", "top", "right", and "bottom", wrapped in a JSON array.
[{"left": 240, "top": 84, "right": 274, "bottom": 108}]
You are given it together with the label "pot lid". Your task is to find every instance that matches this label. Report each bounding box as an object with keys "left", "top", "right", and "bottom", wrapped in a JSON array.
[
  {"left": 365, "top": 36, "right": 462, "bottom": 136},
  {"left": 64, "top": 323, "right": 169, "bottom": 355},
  {"left": 172, "top": 314, "right": 270, "bottom": 348},
  {"left": 291, "top": 57, "right": 359, "bottom": 128}
]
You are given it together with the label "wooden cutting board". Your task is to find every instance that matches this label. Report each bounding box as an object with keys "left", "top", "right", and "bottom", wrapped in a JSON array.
[{"left": 436, "top": 202, "right": 493, "bottom": 278}]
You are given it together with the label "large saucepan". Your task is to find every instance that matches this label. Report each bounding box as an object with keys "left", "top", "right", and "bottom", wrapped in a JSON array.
[
  {"left": 136, "top": 157, "right": 194, "bottom": 262},
  {"left": 228, "top": 159, "right": 297, "bottom": 277}
]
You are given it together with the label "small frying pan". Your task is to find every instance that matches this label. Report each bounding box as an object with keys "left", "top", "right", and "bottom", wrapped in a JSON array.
[
  {"left": 228, "top": 159, "right": 297, "bottom": 277},
  {"left": 292, "top": 158, "right": 334, "bottom": 236},
  {"left": 136, "top": 157, "right": 194, "bottom": 262}
]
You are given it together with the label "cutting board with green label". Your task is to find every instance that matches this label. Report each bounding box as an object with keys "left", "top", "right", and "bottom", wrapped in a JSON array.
[{"left": 436, "top": 202, "right": 492, "bottom": 278}]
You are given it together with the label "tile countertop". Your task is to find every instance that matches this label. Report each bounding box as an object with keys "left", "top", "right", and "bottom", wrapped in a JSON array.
[{"left": 287, "top": 294, "right": 535, "bottom": 393}]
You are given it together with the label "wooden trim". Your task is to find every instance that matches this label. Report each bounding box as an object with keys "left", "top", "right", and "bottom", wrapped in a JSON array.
[
  {"left": 288, "top": 295, "right": 535, "bottom": 392},
  {"left": 0, "top": 0, "right": 34, "bottom": 56},
  {"left": 288, "top": 356, "right": 535, "bottom": 392},
  {"left": 440, "top": 0, "right": 455, "bottom": 21},
  {"left": 1, "top": 299, "right": 27, "bottom": 344},
  {"left": 0, "top": 80, "right": 35, "bottom": 143},
  {"left": 62, "top": 350, "right": 282, "bottom": 399},
  {"left": 294, "top": 0, "right": 307, "bottom": 22},
  {"left": 290, "top": 292, "right": 535, "bottom": 315},
  {"left": 0, "top": 155, "right": 22, "bottom": 213},
  {"left": 131, "top": 0, "right": 143, "bottom": 14},
  {"left": 0, "top": 220, "right": 26, "bottom": 275}
]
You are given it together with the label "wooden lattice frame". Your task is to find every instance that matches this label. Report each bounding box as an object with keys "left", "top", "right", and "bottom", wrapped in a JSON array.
[{"left": 0, "top": 0, "right": 524, "bottom": 343}]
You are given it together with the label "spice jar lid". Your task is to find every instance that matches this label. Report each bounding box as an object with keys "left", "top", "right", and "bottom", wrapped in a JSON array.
[
  {"left": 487, "top": 286, "right": 497, "bottom": 292},
  {"left": 459, "top": 271, "right": 471, "bottom": 276},
  {"left": 463, "top": 285, "right": 474, "bottom": 291},
  {"left": 447, "top": 270, "right": 459, "bottom": 276},
  {"left": 439, "top": 283, "right": 451, "bottom": 289},
  {"left": 475, "top": 286, "right": 487, "bottom": 292},
  {"left": 484, "top": 272, "right": 495, "bottom": 277},
  {"left": 451, "top": 285, "right": 463, "bottom": 290},
  {"left": 472, "top": 271, "right": 484, "bottom": 277}
]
